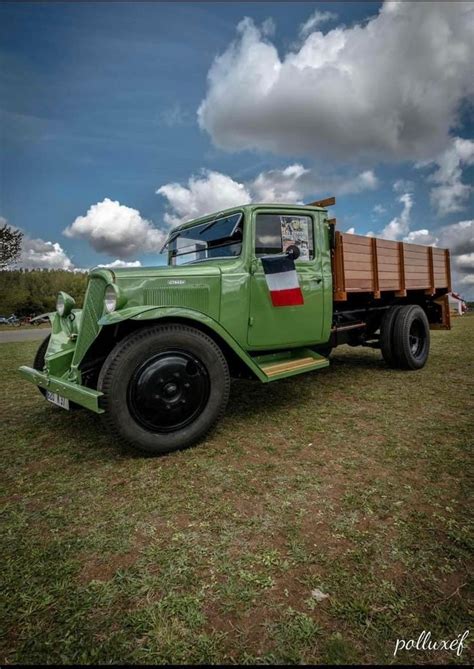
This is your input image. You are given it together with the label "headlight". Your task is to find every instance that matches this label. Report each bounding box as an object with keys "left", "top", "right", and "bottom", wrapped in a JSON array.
[
  {"left": 56, "top": 291, "right": 75, "bottom": 317},
  {"left": 104, "top": 284, "right": 126, "bottom": 313}
]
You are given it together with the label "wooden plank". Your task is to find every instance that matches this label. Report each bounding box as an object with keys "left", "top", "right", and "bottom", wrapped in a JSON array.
[
  {"left": 263, "top": 357, "right": 320, "bottom": 376},
  {"left": 342, "top": 235, "right": 371, "bottom": 247},
  {"left": 343, "top": 249, "right": 374, "bottom": 259},
  {"left": 344, "top": 260, "right": 376, "bottom": 271},
  {"left": 375, "top": 239, "right": 399, "bottom": 250},
  {"left": 397, "top": 241, "right": 406, "bottom": 297},
  {"left": 376, "top": 249, "right": 399, "bottom": 259},
  {"left": 405, "top": 270, "right": 430, "bottom": 278},
  {"left": 345, "top": 279, "right": 374, "bottom": 288},
  {"left": 306, "top": 196, "right": 335, "bottom": 208},
  {"left": 379, "top": 281, "right": 401, "bottom": 288},
  {"left": 404, "top": 242, "right": 430, "bottom": 252},
  {"left": 404, "top": 257, "right": 432, "bottom": 268},
  {"left": 379, "top": 270, "right": 401, "bottom": 279},
  {"left": 445, "top": 249, "right": 451, "bottom": 292},
  {"left": 426, "top": 246, "right": 435, "bottom": 295},
  {"left": 404, "top": 249, "right": 429, "bottom": 258},
  {"left": 371, "top": 237, "right": 380, "bottom": 298},
  {"left": 345, "top": 270, "right": 373, "bottom": 279}
]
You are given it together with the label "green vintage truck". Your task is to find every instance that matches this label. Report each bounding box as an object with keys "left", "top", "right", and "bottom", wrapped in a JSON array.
[{"left": 19, "top": 200, "right": 451, "bottom": 455}]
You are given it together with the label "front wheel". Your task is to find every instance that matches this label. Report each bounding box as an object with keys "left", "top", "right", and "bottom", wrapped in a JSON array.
[
  {"left": 98, "top": 324, "right": 230, "bottom": 455},
  {"left": 33, "top": 334, "right": 50, "bottom": 397}
]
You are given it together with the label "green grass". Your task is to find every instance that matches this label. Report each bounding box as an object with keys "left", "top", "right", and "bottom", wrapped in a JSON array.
[{"left": 1, "top": 316, "right": 473, "bottom": 664}]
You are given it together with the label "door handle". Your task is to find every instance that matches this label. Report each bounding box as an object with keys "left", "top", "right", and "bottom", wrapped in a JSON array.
[{"left": 310, "top": 276, "right": 322, "bottom": 284}]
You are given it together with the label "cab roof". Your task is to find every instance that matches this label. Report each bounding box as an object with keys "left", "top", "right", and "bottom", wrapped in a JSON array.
[{"left": 174, "top": 202, "right": 328, "bottom": 233}]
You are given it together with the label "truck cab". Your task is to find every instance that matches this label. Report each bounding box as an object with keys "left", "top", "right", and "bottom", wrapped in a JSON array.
[{"left": 19, "top": 202, "right": 450, "bottom": 456}]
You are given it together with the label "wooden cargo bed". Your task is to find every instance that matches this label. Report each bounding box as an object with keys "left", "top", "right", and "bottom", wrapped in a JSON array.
[{"left": 332, "top": 230, "right": 451, "bottom": 301}]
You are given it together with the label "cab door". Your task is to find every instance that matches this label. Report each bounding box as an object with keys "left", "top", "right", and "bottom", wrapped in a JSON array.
[{"left": 248, "top": 210, "right": 324, "bottom": 348}]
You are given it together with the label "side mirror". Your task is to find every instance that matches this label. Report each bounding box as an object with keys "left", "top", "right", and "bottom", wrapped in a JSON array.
[{"left": 285, "top": 244, "right": 301, "bottom": 261}]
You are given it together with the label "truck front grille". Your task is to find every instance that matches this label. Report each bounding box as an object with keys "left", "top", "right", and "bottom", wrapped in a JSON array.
[{"left": 72, "top": 276, "right": 107, "bottom": 367}]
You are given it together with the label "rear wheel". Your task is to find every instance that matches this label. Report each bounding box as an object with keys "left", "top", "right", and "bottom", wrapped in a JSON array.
[
  {"left": 98, "top": 324, "right": 230, "bottom": 455},
  {"left": 380, "top": 306, "right": 402, "bottom": 368},
  {"left": 392, "top": 305, "right": 430, "bottom": 370}
]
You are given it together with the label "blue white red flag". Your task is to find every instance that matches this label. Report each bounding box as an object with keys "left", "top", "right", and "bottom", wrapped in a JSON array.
[{"left": 261, "top": 255, "right": 304, "bottom": 307}]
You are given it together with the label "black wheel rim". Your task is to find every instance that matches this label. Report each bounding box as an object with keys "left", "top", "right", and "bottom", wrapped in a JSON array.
[
  {"left": 127, "top": 350, "right": 210, "bottom": 433},
  {"left": 409, "top": 319, "right": 425, "bottom": 358}
]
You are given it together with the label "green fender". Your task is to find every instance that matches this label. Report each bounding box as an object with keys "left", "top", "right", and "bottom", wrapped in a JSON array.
[{"left": 98, "top": 306, "right": 267, "bottom": 382}]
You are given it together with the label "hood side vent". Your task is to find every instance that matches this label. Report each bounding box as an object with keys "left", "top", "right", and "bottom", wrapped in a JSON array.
[{"left": 144, "top": 287, "right": 209, "bottom": 312}]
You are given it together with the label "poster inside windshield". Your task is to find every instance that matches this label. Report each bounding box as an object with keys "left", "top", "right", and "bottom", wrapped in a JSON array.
[{"left": 280, "top": 216, "right": 310, "bottom": 261}]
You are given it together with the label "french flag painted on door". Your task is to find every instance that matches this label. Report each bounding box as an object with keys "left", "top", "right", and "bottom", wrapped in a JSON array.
[{"left": 261, "top": 255, "right": 304, "bottom": 307}]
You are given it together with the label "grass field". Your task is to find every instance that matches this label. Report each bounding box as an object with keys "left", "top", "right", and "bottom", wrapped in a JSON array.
[{"left": 1, "top": 316, "right": 473, "bottom": 665}]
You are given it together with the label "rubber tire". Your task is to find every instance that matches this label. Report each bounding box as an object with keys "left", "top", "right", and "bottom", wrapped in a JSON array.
[
  {"left": 98, "top": 324, "right": 231, "bottom": 455},
  {"left": 380, "top": 306, "right": 403, "bottom": 368},
  {"left": 392, "top": 305, "right": 430, "bottom": 370},
  {"left": 33, "top": 335, "right": 50, "bottom": 397}
]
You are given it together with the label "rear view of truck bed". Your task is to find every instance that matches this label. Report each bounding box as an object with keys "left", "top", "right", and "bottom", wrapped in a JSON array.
[{"left": 332, "top": 231, "right": 451, "bottom": 301}]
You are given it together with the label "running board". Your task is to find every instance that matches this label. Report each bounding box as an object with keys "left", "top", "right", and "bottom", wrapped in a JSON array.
[{"left": 252, "top": 348, "right": 329, "bottom": 382}]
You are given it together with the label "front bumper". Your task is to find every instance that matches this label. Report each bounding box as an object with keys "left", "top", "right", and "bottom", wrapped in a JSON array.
[{"left": 18, "top": 366, "right": 104, "bottom": 413}]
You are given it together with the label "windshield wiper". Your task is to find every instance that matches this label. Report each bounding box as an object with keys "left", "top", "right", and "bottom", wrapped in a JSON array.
[
  {"left": 160, "top": 230, "right": 181, "bottom": 253},
  {"left": 198, "top": 214, "right": 221, "bottom": 235}
]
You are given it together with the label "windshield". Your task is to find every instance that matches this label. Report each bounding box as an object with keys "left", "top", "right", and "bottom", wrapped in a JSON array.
[{"left": 166, "top": 212, "right": 243, "bottom": 266}]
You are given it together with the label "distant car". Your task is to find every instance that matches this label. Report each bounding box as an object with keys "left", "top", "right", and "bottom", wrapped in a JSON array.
[{"left": 0, "top": 314, "right": 20, "bottom": 326}]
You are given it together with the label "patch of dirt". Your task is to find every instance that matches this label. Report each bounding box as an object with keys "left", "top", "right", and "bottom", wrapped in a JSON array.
[{"left": 78, "top": 550, "right": 141, "bottom": 583}]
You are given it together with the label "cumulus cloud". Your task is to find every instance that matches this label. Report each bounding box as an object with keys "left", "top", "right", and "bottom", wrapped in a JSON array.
[
  {"left": 455, "top": 252, "right": 474, "bottom": 272},
  {"left": 64, "top": 198, "right": 165, "bottom": 259},
  {"left": 300, "top": 10, "right": 338, "bottom": 37},
  {"left": 157, "top": 165, "right": 378, "bottom": 225},
  {"left": 157, "top": 171, "right": 252, "bottom": 227},
  {"left": 437, "top": 219, "right": 474, "bottom": 256},
  {"left": 198, "top": 3, "right": 474, "bottom": 163},
  {"left": 380, "top": 192, "right": 413, "bottom": 241},
  {"left": 420, "top": 138, "right": 474, "bottom": 216},
  {"left": 19, "top": 235, "right": 73, "bottom": 270},
  {"left": 403, "top": 229, "right": 438, "bottom": 246},
  {"left": 97, "top": 259, "right": 142, "bottom": 269}
]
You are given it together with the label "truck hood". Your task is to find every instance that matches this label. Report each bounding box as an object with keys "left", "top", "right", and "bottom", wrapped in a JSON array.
[{"left": 107, "top": 263, "right": 222, "bottom": 280}]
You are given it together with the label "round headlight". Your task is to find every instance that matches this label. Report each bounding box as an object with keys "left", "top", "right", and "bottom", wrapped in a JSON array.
[
  {"left": 56, "top": 293, "right": 65, "bottom": 316},
  {"left": 104, "top": 285, "right": 118, "bottom": 313},
  {"left": 56, "top": 291, "right": 75, "bottom": 317}
]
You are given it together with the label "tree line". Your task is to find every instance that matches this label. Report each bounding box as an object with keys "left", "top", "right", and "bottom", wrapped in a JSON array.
[{"left": 0, "top": 269, "right": 88, "bottom": 316}]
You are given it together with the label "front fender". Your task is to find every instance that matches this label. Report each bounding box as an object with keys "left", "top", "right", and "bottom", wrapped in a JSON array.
[{"left": 98, "top": 306, "right": 267, "bottom": 382}]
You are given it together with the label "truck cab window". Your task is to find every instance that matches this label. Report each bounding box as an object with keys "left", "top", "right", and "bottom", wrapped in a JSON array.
[{"left": 255, "top": 213, "right": 314, "bottom": 260}]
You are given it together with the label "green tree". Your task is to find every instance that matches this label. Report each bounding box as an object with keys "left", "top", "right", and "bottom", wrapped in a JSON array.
[{"left": 0, "top": 224, "right": 23, "bottom": 268}]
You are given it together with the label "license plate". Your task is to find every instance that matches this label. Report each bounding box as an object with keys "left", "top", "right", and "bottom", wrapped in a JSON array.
[{"left": 46, "top": 390, "right": 69, "bottom": 410}]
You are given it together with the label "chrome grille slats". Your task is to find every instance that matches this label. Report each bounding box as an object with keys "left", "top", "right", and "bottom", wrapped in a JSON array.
[{"left": 72, "top": 276, "right": 106, "bottom": 367}]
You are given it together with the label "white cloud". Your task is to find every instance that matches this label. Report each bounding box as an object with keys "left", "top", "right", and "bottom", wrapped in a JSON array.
[
  {"left": 97, "top": 259, "right": 143, "bottom": 269},
  {"left": 300, "top": 10, "right": 338, "bottom": 37},
  {"left": 437, "top": 219, "right": 474, "bottom": 255},
  {"left": 380, "top": 192, "right": 413, "bottom": 240},
  {"left": 157, "top": 170, "right": 252, "bottom": 226},
  {"left": 458, "top": 274, "right": 474, "bottom": 286},
  {"left": 19, "top": 235, "right": 73, "bottom": 270},
  {"left": 159, "top": 102, "right": 190, "bottom": 127},
  {"left": 403, "top": 229, "right": 438, "bottom": 246},
  {"left": 64, "top": 198, "right": 165, "bottom": 259},
  {"left": 372, "top": 204, "right": 387, "bottom": 216},
  {"left": 157, "top": 165, "right": 378, "bottom": 225},
  {"left": 198, "top": 4, "right": 474, "bottom": 162},
  {"left": 422, "top": 138, "right": 474, "bottom": 216},
  {"left": 455, "top": 252, "right": 474, "bottom": 272}
]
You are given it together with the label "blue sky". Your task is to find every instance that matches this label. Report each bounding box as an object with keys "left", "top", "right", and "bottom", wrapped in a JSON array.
[{"left": 1, "top": 2, "right": 473, "bottom": 294}]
